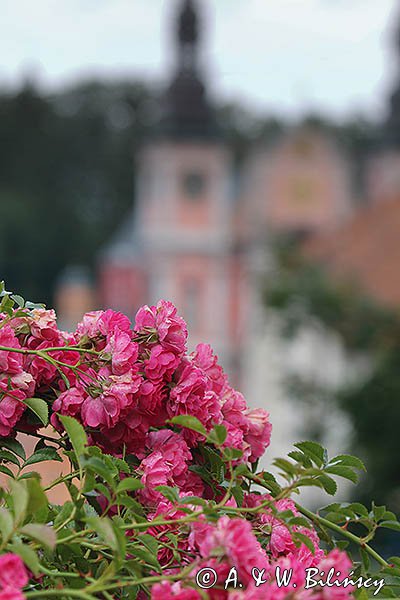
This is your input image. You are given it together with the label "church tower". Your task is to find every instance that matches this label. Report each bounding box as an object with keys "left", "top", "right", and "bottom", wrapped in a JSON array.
[{"left": 100, "top": 1, "right": 241, "bottom": 376}]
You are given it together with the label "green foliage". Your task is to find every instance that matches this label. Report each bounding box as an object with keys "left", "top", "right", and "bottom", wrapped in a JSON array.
[
  {"left": 0, "top": 410, "right": 397, "bottom": 597},
  {"left": 265, "top": 240, "right": 400, "bottom": 509},
  {"left": 0, "top": 80, "right": 152, "bottom": 304}
]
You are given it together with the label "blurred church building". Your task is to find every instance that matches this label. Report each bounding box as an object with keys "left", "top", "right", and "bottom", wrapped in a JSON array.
[
  {"left": 57, "top": 0, "right": 400, "bottom": 468},
  {"left": 98, "top": 0, "right": 359, "bottom": 372}
]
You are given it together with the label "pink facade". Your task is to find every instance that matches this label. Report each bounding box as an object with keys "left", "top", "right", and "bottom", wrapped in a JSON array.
[
  {"left": 240, "top": 129, "right": 352, "bottom": 239},
  {"left": 96, "top": 1, "right": 356, "bottom": 384},
  {"left": 100, "top": 263, "right": 147, "bottom": 317}
]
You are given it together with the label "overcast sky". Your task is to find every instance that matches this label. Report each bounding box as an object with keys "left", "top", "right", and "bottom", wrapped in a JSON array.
[{"left": 0, "top": 0, "right": 399, "bottom": 121}]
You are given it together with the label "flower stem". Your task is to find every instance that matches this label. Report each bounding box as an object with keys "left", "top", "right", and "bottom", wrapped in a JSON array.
[
  {"left": 297, "top": 503, "right": 389, "bottom": 569},
  {"left": 246, "top": 472, "right": 390, "bottom": 569}
]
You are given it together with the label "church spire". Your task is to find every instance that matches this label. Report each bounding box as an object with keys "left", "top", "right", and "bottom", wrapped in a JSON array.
[
  {"left": 177, "top": 0, "right": 199, "bottom": 70},
  {"left": 155, "top": 0, "right": 220, "bottom": 141}
]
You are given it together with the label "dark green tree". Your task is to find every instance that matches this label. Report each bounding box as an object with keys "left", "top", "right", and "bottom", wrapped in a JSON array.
[{"left": 266, "top": 240, "right": 400, "bottom": 509}]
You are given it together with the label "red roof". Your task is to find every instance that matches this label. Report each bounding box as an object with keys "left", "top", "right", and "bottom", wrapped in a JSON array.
[{"left": 304, "top": 196, "right": 400, "bottom": 309}]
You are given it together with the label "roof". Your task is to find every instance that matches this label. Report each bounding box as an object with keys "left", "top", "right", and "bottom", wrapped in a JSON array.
[
  {"left": 99, "top": 208, "right": 142, "bottom": 263},
  {"left": 303, "top": 195, "right": 400, "bottom": 309}
]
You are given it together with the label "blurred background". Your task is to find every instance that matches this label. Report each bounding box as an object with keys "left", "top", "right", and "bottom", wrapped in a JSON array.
[{"left": 2, "top": 0, "right": 400, "bottom": 534}]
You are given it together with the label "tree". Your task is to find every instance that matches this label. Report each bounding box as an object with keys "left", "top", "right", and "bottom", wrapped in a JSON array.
[{"left": 265, "top": 239, "right": 400, "bottom": 509}]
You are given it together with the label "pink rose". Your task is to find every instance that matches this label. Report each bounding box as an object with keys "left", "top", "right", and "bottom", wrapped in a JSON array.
[
  {"left": 52, "top": 387, "right": 85, "bottom": 419},
  {"left": 144, "top": 344, "right": 180, "bottom": 381},
  {"left": 0, "top": 326, "right": 23, "bottom": 375},
  {"left": 191, "top": 343, "right": 227, "bottom": 395},
  {"left": 0, "top": 553, "right": 28, "bottom": 592},
  {"left": 167, "top": 362, "right": 222, "bottom": 444},
  {"left": 75, "top": 309, "right": 131, "bottom": 350},
  {"left": 151, "top": 581, "right": 201, "bottom": 599},
  {"left": 135, "top": 300, "right": 187, "bottom": 356},
  {"left": 27, "top": 308, "right": 60, "bottom": 343},
  {"left": 81, "top": 393, "right": 120, "bottom": 429},
  {"left": 0, "top": 384, "right": 27, "bottom": 437},
  {"left": 0, "top": 589, "right": 26, "bottom": 600},
  {"left": 104, "top": 328, "right": 138, "bottom": 375},
  {"left": 191, "top": 516, "right": 270, "bottom": 586},
  {"left": 243, "top": 408, "right": 272, "bottom": 462}
]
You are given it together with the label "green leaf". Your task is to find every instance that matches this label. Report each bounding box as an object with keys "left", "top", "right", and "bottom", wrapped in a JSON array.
[
  {"left": 324, "top": 511, "right": 347, "bottom": 524},
  {"left": 178, "top": 496, "right": 207, "bottom": 507},
  {"left": 360, "top": 547, "right": 370, "bottom": 572},
  {"left": 348, "top": 502, "right": 369, "bottom": 517},
  {"left": 109, "top": 456, "right": 131, "bottom": 474},
  {"left": 59, "top": 415, "right": 87, "bottom": 462},
  {"left": 288, "top": 516, "right": 313, "bottom": 528},
  {"left": 139, "top": 533, "right": 159, "bottom": 558},
  {"left": 154, "top": 486, "right": 179, "bottom": 503},
  {"left": 0, "top": 438, "right": 26, "bottom": 461},
  {"left": 222, "top": 447, "right": 243, "bottom": 461},
  {"left": 131, "top": 543, "right": 161, "bottom": 571},
  {"left": 10, "top": 540, "right": 40, "bottom": 576},
  {"left": 0, "top": 449, "right": 20, "bottom": 467},
  {"left": 86, "top": 516, "right": 118, "bottom": 552},
  {"left": 321, "top": 502, "right": 341, "bottom": 513},
  {"left": 0, "top": 464, "right": 15, "bottom": 478},
  {"left": 200, "top": 445, "right": 226, "bottom": 483},
  {"left": 26, "top": 478, "right": 49, "bottom": 522},
  {"left": 111, "top": 516, "right": 127, "bottom": 562},
  {"left": 9, "top": 480, "right": 28, "bottom": 525},
  {"left": 234, "top": 463, "right": 251, "bottom": 478},
  {"left": 54, "top": 502, "right": 75, "bottom": 529},
  {"left": 388, "top": 556, "right": 400, "bottom": 567},
  {"left": 294, "top": 441, "right": 325, "bottom": 467},
  {"left": 10, "top": 294, "right": 24, "bottom": 307},
  {"left": 25, "top": 301, "right": 45, "bottom": 310},
  {"left": 329, "top": 454, "right": 366, "bottom": 472},
  {"left": 23, "top": 398, "right": 49, "bottom": 426},
  {"left": 273, "top": 457, "right": 297, "bottom": 476},
  {"left": 24, "top": 447, "right": 62, "bottom": 467},
  {"left": 324, "top": 465, "right": 358, "bottom": 484},
  {"left": 294, "top": 531, "right": 315, "bottom": 554},
  {"left": 261, "top": 472, "right": 281, "bottom": 496},
  {"left": 168, "top": 415, "right": 207, "bottom": 437},
  {"left": 335, "top": 540, "right": 350, "bottom": 551},
  {"left": 288, "top": 450, "right": 313, "bottom": 468},
  {"left": 380, "top": 521, "right": 400, "bottom": 531},
  {"left": 18, "top": 471, "right": 40, "bottom": 481},
  {"left": 20, "top": 523, "right": 56, "bottom": 550},
  {"left": 316, "top": 474, "right": 337, "bottom": 496},
  {"left": 232, "top": 484, "right": 244, "bottom": 507},
  {"left": 82, "top": 456, "right": 116, "bottom": 488},
  {"left": 116, "top": 478, "right": 144, "bottom": 494},
  {"left": 207, "top": 424, "right": 227, "bottom": 446},
  {"left": 0, "top": 508, "right": 13, "bottom": 542},
  {"left": 372, "top": 502, "right": 387, "bottom": 522},
  {"left": 382, "top": 510, "right": 397, "bottom": 522}
]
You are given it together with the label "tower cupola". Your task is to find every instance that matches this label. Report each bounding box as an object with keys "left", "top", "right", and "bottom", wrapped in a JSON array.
[{"left": 156, "top": 0, "right": 220, "bottom": 140}]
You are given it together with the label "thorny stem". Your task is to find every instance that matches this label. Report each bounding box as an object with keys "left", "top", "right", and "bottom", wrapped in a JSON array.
[
  {"left": 297, "top": 504, "right": 389, "bottom": 569},
  {"left": 0, "top": 345, "right": 100, "bottom": 356},
  {"left": 246, "top": 472, "right": 390, "bottom": 569},
  {"left": 25, "top": 591, "right": 96, "bottom": 600}
]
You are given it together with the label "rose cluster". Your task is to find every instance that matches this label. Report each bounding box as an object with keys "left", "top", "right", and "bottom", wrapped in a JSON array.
[
  {"left": 0, "top": 301, "right": 271, "bottom": 505},
  {"left": 148, "top": 494, "right": 354, "bottom": 599},
  {"left": 0, "top": 300, "right": 355, "bottom": 599}
]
